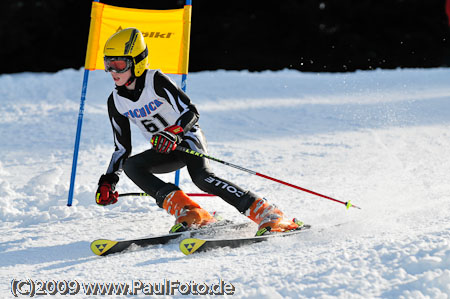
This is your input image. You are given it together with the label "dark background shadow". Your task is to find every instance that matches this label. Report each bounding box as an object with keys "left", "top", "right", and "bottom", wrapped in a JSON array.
[{"left": 1, "top": 0, "right": 449, "bottom": 74}]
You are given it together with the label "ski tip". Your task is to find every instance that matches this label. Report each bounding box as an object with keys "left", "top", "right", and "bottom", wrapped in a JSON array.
[
  {"left": 90, "top": 239, "right": 118, "bottom": 256},
  {"left": 179, "top": 238, "right": 206, "bottom": 255}
]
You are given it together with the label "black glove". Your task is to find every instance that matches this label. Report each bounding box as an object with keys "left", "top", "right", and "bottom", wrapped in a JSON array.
[
  {"left": 95, "top": 173, "right": 119, "bottom": 206},
  {"left": 151, "top": 125, "right": 183, "bottom": 154}
]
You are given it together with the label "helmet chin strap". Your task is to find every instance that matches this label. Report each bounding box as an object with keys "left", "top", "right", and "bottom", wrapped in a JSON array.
[
  {"left": 125, "top": 74, "right": 136, "bottom": 87},
  {"left": 124, "top": 64, "right": 137, "bottom": 87}
]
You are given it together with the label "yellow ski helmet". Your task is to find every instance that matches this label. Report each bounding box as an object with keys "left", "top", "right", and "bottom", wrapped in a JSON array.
[{"left": 103, "top": 28, "right": 148, "bottom": 77}]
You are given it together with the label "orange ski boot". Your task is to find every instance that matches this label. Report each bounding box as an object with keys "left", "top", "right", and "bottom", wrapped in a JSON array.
[
  {"left": 246, "top": 198, "right": 302, "bottom": 235},
  {"left": 163, "top": 190, "right": 216, "bottom": 232}
]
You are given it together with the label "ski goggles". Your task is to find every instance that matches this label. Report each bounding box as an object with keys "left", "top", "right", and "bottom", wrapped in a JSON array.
[{"left": 104, "top": 57, "right": 133, "bottom": 73}]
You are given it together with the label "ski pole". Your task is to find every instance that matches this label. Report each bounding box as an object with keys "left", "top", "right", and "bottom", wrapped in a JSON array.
[
  {"left": 119, "top": 192, "right": 149, "bottom": 197},
  {"left": 176, "top": 146, "right": 361, "bottom": 210},
  {"left": 119, "top": 192, "right": 215, "bottom": 198}
]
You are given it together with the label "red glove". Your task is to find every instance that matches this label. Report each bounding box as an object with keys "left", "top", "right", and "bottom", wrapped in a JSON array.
[
  {"left": 151, "top": 125, "right": 183, "bottom": 154},
  {"left": 96, "top": 182, "right": 118, "bottom": 205},
  {"left": 95, "top": 174, "right": 119, "bottom": 206}
]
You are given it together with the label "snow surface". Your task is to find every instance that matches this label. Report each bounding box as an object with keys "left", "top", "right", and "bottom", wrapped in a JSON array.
[{"left": 0, "top": 67, "right": 449, "bottom": 298}]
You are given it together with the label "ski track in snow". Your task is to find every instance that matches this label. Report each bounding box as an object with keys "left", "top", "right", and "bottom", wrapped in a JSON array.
[{"left": 0, "top": 68, "right": 449, "bottom": 298}]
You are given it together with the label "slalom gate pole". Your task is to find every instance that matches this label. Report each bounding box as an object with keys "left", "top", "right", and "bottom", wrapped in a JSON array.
[
  {"left": 67, "top": 69, "right": 91, "bottom": 206},
  {"left": 175, "top": 146, "right": 361, "bottom": 210},
  {"left": 174, "top": 73, "right": 188, "bottom": 187},
  {"left": 67, "top": 0, "right": 101, "bottom": 207},
  {"left": 174, "top": 0, "right": 192, "bottom": 187}
]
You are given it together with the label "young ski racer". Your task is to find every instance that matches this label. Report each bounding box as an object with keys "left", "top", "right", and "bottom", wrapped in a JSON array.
[{"left": 95, "top": 28, "right": 303, "bottom": 235}]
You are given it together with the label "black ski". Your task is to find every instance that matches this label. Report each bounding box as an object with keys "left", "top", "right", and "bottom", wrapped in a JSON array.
[
  {"left": 179, "top": 224, "right": 311, "bottom": 255},
  {"left": 90, "top": 222, "right": 253, "bottom": 256}
]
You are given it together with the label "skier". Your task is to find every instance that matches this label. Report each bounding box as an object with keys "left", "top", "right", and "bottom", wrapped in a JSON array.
[{"left": 95, "top": 28, "right": 302, "bottom": 235}]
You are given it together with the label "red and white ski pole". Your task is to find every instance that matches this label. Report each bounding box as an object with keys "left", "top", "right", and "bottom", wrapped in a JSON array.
[{"left": 176, "top": 146, "right": 361, "bottom": 210}]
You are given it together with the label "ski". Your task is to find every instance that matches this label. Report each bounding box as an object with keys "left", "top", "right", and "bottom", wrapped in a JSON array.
[
  {"left": 179, "top": 224, "right": 311, "bottom": 255},
  {"left": 90, "top": 221, "right": 253, "bottom": 256}
]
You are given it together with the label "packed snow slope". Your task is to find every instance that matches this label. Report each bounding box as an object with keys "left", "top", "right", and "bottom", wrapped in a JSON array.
[{"left": 0, "top": 68, "right": 449, "bottom": 298}]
